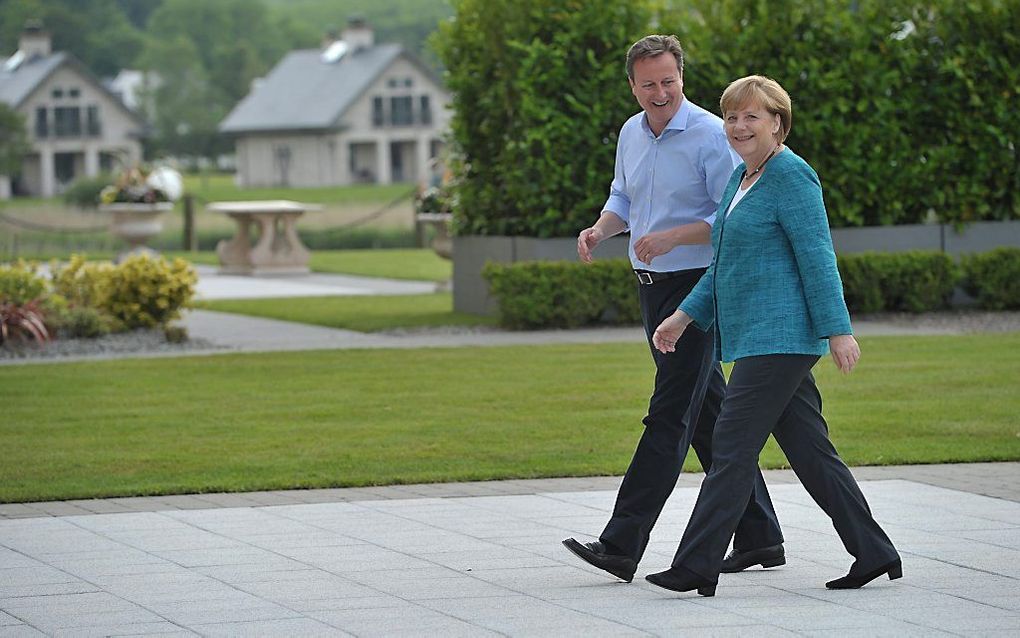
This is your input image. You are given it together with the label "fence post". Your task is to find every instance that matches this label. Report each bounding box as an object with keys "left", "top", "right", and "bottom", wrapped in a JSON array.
[{"left": 182, "top": 194, "right": 196, "bottom": 251}]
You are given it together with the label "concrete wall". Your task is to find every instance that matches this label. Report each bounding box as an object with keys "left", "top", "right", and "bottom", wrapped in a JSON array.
[{"left": 453, "top": 221, "right": 1020, "bottom": 316}]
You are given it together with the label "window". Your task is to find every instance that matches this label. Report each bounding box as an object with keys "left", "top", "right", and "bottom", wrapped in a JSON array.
[
  {"left": 86, "top": 105, "right": 101, "bottom": 136},
  {"left": 69, "top": 88, "right": 80, "bottom": 98},
  {"left": 387, "top": 78, "right": 398, "bottom": 88},
  {"left": 54, "top": 106, "right": 81, "bottom": 137},
  {"left": 390, "top": 96, "right": 413, "bottom": 126},
  {"left": 51, "top": 87, "right": 63, "bottom": 99},
  {"left": 404, "top": 77, "right": 413, "bottom": 87},
  {"left": 372, "top": 97, "right": 385, "bottom": 127},
  {"left": 419, "top": 95, "right": 432, "bottom": 125},
  {"left": 34, "top": 107, "right": 48, "bottom": 138}
]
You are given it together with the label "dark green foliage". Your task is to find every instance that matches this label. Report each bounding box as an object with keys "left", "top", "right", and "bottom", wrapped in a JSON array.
[
  {"left": 438, "top": 0, "right": 1017, "bottom": 237},
  {"left": 839, "top": 252, "right": 958, "bottom": 313},
  {"left": 961, "top": 248, "right": 1020, "bottom": 310},
  {"left": 486, "top": 251, "right": 968, "bottom": 329},
  {"left": 483, "top": 258, "right": 640, "bottom": 329},
  {"left": 672, "top": 0, "right": 1019, "bottom": 228},
  {"left": 0, "top": 103, "right": 30, "bottom": 176},
  {"left": 61, "top": 306, "right": 108, "bottom": 339},
  {"left": 61, "top": 173, "right": 114, "bottom": 209},
  {"left": 433, "top": 0, "right": 653, "bottom": 237},
  {"left": 837, "top": 254, "right": 885, "bottom": 314}
]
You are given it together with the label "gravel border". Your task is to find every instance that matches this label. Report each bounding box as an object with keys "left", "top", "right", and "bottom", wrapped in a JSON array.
[{"left": 0, "top": 329, "right": 224, "bottom": 361}]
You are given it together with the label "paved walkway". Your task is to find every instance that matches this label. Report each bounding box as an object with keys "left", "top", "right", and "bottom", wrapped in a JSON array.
[{"left": 3, "top": 269, "right": 1019, "bottom": 635}]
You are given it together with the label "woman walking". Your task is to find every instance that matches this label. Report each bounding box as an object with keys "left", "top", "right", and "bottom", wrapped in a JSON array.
[{"left": 645, "top": 75, "right": 901, "bottom": 596}]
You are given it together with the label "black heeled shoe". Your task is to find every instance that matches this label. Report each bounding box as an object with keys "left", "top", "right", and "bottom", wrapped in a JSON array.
[
  {"left": 645, "top": 565, "right": 718, "bottom": 597},
  {"left": 826, "top": 559, "right": 902, "bottom": 589}
]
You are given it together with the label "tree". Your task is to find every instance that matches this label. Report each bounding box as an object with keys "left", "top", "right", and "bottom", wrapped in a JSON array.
[
  {"left": 0, "top": 103, "right": 30, "bottom": 177},
  {"left": 434, "top": 0, "right": 653, "bottom": 237}
]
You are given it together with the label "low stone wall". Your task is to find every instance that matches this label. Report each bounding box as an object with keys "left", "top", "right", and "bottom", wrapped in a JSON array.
[{"left": 453, "top": 220, "right": 1020, "bottom": 315}]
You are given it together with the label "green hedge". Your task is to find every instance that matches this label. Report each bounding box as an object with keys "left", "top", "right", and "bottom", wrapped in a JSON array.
[
  {"left": 437, "top": 0, "right": 1018, "bottom": 236},
  {"left": 482, "top": 259, "right": 640, "bottom": 329},
  {"left": 483, "top": 250, "right": 1006, "bottom": 329},
  {"left": 961, "top": 248, "right": 1020, "bottom": 310},
  {"left": 837, "top": 252, "right": 958, "bottom": 314}
]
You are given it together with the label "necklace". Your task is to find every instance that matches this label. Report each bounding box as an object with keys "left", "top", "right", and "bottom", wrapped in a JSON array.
[{"left": 742, "top": 145, "right": 780, "bottom": 181}]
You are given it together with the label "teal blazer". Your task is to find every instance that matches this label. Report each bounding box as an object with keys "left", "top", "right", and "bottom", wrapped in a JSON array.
[{"left": 679, "top": 149, "right": 852, "bottom": 362}]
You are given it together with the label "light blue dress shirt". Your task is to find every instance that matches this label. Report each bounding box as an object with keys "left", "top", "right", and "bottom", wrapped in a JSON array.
[{"left": 603, "top": 98, "right": 738, "bottom": 272}]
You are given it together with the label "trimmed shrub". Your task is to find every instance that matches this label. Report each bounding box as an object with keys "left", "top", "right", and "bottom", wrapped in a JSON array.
[
  {"left": 51, "top": 255, "right": 112, "bottom": 309},
  {"left": 483, "top": 258, "right": 639, "bottom": 329},
  {"left": 61, "top": 306, "right": 110, "bottom": 339},
  {"left": 0, "top": 260, "right": 47, "bottom": 305},
  {"left": 62, "top": 173, "right": 115, "bottom": 209},
  {"left": 837, "top": 254, "right": 885, "bottom": 314},
  {"left": 839, "top": 251, "right": 957, "bottom": 313},
  {"left": 102, "top": 254, "right": 197, "bottom": 329},
  {"left": 961, "top": 248, "right": 1020, "bottom": 310}
]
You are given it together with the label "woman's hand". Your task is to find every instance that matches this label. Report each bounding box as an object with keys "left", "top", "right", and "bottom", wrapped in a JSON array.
[
  {"left": 829, "top": 334, "right": 860, "bottom": 374},
  {"left": 653, "top": 310, "right": 692, "bottom": 353}
]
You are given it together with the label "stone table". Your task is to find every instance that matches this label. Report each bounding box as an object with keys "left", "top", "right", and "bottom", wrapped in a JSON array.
[{"left": 209, "top": 200, "right": 321, "bottom": 275}]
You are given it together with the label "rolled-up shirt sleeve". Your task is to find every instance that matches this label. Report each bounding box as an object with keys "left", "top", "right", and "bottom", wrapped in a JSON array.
[
  {"left": 700, "top": 136, "right": 739, "bottom": 228},
  {"left": 603, "top": 130, "right": 631, "bottom": 224}
]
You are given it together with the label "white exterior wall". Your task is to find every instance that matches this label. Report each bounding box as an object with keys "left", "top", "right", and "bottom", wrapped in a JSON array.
[
  {"left": 234, "top": 133, "right": 345, "bottom": 188},
  {"left": 232, "top": 55, "right": 450, "bottom": 188},
  {"left": 15, "top": 65, "right": 142, "bottom": 197}
]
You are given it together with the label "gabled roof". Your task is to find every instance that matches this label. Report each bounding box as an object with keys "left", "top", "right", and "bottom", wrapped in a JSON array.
[
  {"left": 219, "top": 43, "right": 436, "bottom": 135},
  {"left": 0, "top": 51, "right": 65, "bottom": 106},
  {"left": 0, "top": 51, "right": 145, "bottom": 127}
]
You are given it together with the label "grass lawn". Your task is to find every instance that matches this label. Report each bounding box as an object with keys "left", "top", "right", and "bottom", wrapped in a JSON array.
[
  {"left": 197, "top": 292, "right": 494, "bottom": 332},
  {"left": 181, "top": 174, "right": 413, "bottom": 206},
  {"left": 168, "top": 248, "right": 452, "bottom": 282},
  {"left": 2, "top": 333, "right": 1018, "bottom": 503}
]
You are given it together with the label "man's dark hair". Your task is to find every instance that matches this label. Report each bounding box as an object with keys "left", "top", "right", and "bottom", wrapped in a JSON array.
[{"left": 626, "top": 34, "right": 684, "bottom": 80}]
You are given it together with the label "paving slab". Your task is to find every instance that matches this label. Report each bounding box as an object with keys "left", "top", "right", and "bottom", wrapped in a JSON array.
[{"left": 2, "top": 472, "right": 1019, "bottom": 635}]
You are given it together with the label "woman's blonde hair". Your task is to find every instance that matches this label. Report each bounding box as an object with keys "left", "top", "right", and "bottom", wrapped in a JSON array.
[{"left": 720, "top": 75, "right": 792, "bottom": 142}]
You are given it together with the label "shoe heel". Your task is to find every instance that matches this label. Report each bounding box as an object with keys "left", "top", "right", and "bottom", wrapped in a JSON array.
[
  {"left": 697, "top": 584, "right": 716, "bottom": 597},
  {"left": 760, "top": 557, "right": 786, "bottom": 569},
  {"left": 888, "top": 562, "right": 902, "bottom": 581}
]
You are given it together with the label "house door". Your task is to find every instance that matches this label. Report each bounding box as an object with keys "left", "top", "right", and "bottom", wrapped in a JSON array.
[
  {"left": 389, "top": 142, "right": 404, "bottom": 182},
  {"left": 55, "top": 152, "right": 77, "bottom": 189}
]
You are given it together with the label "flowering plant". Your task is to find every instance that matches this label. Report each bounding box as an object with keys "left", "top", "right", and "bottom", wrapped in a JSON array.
[{"left": 99, "top": 165, "right": 183, "bottom": 205}]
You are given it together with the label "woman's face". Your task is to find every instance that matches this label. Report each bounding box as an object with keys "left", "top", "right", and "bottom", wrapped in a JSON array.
[{"left": 724, "top": 101, "right": 781, "bottom": 163}]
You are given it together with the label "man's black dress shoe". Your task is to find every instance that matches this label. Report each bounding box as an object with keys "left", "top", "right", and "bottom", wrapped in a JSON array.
[
  {"left": 826, "top": 559, "right": 902, "bottom": 589},
  {"left": 720, "top": 543, "right": 786, "bottom": 573},
  {"left": 561, "top": 538, "right": 636, "bottom": 582},
  {"left": 645, "top": 565, "right": 717, "bottom": 597}
]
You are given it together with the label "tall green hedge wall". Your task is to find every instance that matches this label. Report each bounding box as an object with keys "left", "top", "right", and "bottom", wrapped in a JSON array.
[{"left": 434, "top": 0, "right": 1019, "bottom": 236}]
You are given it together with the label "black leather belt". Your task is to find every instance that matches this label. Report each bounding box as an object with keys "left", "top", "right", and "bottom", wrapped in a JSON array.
[{"left": 634, "top": 270, "right": 689, "bottom": 285}]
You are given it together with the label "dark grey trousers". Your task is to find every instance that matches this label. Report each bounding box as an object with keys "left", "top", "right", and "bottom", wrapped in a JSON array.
[
  {"left": 673, "top": 354, "right": 900, "bottom": 579},
  {"left": 599, "top": 270, "right": 784, "bottom": 563}
]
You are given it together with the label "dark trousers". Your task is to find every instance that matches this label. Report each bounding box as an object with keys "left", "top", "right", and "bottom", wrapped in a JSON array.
[
  {"left": 599, "top": 269, "right": 783, "bottom": 563},
  {"left": 673, "top": 354, "right": 900, "bottom": 579}
]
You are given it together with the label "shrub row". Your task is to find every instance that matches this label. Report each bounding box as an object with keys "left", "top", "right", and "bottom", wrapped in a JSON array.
[
  {"left": 0, "top": 254, "right": 196, "bottom": 345},
  {"left": 483, "top": 249, "right": 1020, "bottom": 329},
  {"left": 483, "top": 259, "right": 641, "bottom": 330}
]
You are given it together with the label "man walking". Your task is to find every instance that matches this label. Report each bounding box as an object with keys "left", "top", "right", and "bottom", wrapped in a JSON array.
[{"left": 562, "top": 35, "right": 785, "bottom": 582}]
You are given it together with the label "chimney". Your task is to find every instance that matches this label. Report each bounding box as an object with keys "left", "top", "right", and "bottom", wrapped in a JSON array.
[
  {"left": 342, "top": 17, "right": 374, "bottom": 52},
  {"left": 320, "top": 27, "right": 340, "bottom": 51},
  {"left": 19, "top": 20, "right": 52, "bottom": 60}
]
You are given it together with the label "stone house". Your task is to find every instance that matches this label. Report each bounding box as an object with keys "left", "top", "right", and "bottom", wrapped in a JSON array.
[
  {"left": 219, "top": 20, "right": 450, "bottom": 188},
  {"left": 0, "top": 24, "right": 144, "bottom": 198}
]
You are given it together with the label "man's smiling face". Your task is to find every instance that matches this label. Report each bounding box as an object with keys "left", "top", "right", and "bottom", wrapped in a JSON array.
[{"left": 630, "top": 53, "right": 683, "bottom": 136}]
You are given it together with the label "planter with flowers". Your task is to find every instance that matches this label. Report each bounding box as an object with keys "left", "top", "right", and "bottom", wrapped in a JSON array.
[{"left": 99, "top": 165, "right": 183, "bottom": 259}]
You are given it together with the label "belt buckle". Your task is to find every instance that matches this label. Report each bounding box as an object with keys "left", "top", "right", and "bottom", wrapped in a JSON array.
[{"left": 636, "top": 271, "right": 654, "bottom": 285}]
